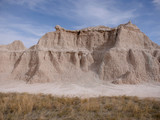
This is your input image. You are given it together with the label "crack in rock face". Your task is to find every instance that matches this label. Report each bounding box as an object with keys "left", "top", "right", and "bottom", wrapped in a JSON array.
[{"left": 0, "top": 21, "right": 160, "bottom": 84}]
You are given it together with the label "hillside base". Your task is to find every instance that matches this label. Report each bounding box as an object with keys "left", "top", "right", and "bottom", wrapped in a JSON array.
[{"left": 0, "top": 73, "right": 160, "bottom": 98}]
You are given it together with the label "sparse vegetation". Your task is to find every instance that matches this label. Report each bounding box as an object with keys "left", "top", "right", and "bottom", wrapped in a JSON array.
[{"left": 0, "top": 92, "right": 160, "bottom": 120}]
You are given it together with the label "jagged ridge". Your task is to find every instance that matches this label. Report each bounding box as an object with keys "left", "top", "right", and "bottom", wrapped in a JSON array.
[{"left": 0, "top": 21, "right": 160, "bottom": 84}]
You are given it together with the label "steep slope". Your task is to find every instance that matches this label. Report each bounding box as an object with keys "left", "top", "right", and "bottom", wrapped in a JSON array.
[
  {"left": 0, "top": 40, "right": 26, "bottom": 75},
  {"left": 1, "top": 21, "right": 160, "bottom": 83}
]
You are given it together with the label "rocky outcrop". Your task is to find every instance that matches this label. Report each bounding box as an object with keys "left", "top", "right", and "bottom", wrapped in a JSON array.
[
  {"left": 0, "top": 21, "right": 160, "bottom": 84},
  {"left": 0, "top": 40, "right": 26, "bottom": 74}
]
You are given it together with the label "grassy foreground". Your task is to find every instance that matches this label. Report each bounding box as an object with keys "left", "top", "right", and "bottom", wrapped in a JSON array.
[{"left": 0, "top": 93, "right": 160, "bottom": 120}]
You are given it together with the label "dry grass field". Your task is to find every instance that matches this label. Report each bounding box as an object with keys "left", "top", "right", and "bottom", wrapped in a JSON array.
[{"left": 0, "top": 92, "right": 160, "bottom": 120}]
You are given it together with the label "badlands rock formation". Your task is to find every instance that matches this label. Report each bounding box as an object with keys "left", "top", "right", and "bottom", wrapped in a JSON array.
[{"left": 0, "top": 21, "right": 160, "bottom": 84}]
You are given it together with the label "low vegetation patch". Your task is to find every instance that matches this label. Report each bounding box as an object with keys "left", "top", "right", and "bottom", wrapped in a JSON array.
[{"left": 0, "top": 92, "right": 159, "bottom": 120}]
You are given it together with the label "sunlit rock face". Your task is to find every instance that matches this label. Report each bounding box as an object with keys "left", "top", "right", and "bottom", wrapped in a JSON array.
[{"left": 0, "top": 21, "right": 160, "bottom": 84}]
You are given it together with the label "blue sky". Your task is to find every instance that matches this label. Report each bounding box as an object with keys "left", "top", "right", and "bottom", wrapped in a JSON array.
[{"left": 0, "top": 0, "right": 160, "bottom": 47}]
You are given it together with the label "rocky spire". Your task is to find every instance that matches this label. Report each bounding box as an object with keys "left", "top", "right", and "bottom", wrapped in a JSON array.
[{"left": 55, "top": 25, "right": 65, "bottom": 31}]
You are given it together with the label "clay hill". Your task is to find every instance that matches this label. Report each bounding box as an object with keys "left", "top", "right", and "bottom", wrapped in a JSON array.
[{"left": 0, "top": 21, "right": 160, "bottom": 84}]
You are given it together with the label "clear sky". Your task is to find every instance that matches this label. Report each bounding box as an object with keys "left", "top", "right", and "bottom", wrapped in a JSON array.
[{"left": 0, "top": 0, "right": 160, "bottom": 47}]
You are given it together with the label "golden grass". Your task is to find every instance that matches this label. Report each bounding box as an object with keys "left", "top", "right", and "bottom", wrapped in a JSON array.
[{"left": 0, "top": 92, "right": 160, "bottom": 120}]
